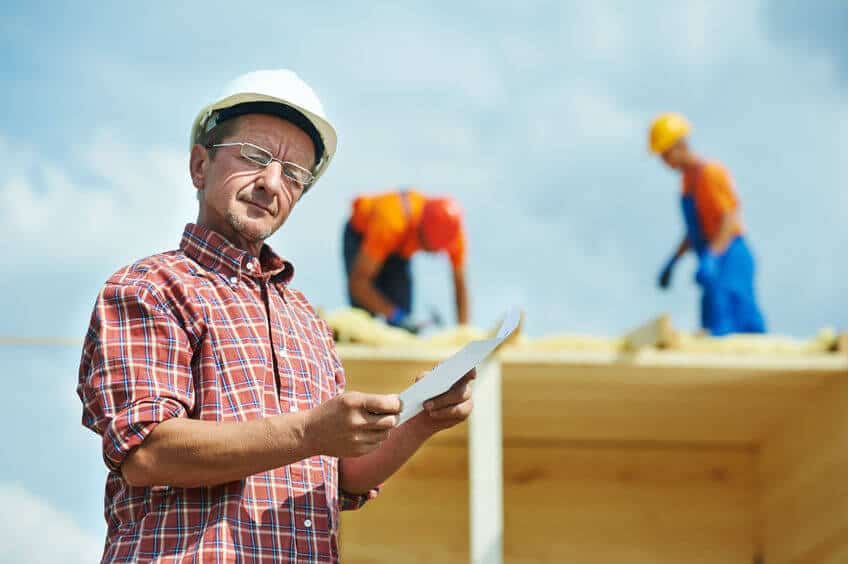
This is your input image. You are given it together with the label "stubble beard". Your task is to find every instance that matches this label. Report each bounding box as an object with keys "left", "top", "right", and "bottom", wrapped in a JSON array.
[{"left": 226, "top": 212, "right": 274, "bottom": 242}]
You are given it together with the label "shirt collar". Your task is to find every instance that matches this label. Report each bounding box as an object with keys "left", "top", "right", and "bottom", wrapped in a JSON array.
[{"left": 179, "top": 223, "right": 294, "bottom": 284}]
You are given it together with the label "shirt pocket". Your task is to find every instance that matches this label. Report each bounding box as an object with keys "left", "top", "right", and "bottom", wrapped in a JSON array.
[
  {"left": 203, "top": 325, "right": 272, "bottom": 421},
  {"left": 276, "top": 345, "right": 336, "bottom": 410}
]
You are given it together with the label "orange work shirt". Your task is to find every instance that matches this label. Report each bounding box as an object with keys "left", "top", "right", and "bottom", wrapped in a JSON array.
[
  {"left": 349, "top": 190, "right": 466, "bottom": 269},
  {"left": 681, "top": 162, "right": 744, "bottom": 241}
]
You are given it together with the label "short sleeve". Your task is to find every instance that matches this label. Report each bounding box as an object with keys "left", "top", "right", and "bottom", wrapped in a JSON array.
[
  {"left": 704, "top": 164, "right": 739, "bottom": 214},
  {"left": 77, "top": 281, "right": 195, "bottom": 472}
]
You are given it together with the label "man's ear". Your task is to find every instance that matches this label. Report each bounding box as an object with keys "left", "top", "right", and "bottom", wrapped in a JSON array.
[{"left": 189, "top": 144, "right": 209, "bottom": 191}]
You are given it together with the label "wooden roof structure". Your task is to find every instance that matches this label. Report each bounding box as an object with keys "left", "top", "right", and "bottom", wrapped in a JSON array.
[{"left": 337, "top": 316, "right": 848, "bottom": 564}]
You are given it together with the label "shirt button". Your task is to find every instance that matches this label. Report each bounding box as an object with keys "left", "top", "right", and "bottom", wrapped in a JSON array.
[
  {"left": 229, "top": 276, "right": 238, "bottom": 285},
  {"left": 289, "top": 405, "right": 299, "bottom": 412},
  {"left": 246, "top": 262, "right": 255, "bottom": 272},
  {"left": 304, "top": 519, "right": 312, "bottom": 528}
]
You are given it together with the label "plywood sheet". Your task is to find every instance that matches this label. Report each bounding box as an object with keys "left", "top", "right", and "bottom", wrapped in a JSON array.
[
  {"left": 503, "top": 445, "right": 756, "bottom": 564},
  {"left": 500, "top": 359, "right": 837, "bottom": 444},
  {"left": 759, "top": 375, "right": 848, "bottom": 564},
  {"left": 340, "top": 441, "right": 757, "bottom": 564},
  {"left": 339, "top": 350, "right": 845, "bottom": 445},
  {"left": 339, "top": 443, "right": 469, "bottom": 563}
]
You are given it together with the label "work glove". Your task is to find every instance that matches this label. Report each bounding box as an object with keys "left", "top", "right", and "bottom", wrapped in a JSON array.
[
  {"left": 657, "top": 255, "right": 678, "bottom": 290},
  {"left": 695, "top": 251, "right": 719, "bottom": 287},
  {"left": 387, "top": 307, "right": 420, "bottom": 334}
]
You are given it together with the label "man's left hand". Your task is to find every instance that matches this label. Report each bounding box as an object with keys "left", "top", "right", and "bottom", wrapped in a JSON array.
[{"left": 409, "top": 369, "right": 475, "bottom": 435}]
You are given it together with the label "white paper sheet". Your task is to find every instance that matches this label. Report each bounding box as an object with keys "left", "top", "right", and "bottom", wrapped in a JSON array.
[{"left": 397, "top": 308, "right": 520, "bottom": 424}]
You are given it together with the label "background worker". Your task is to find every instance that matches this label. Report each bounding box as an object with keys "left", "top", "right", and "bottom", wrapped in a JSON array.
[
  {"left": 343, "top": 189, "right": 469, "bottom": 332},
  {"left": 650, "top": 113, "right": 767, "bottom": 336}
]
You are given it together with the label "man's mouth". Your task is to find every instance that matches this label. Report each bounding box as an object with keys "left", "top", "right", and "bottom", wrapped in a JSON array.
[{"left": 243, "top": 199, "right": 274, "bottom": 215}]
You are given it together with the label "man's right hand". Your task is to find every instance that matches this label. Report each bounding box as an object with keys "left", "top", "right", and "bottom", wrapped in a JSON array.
[
  {"left": 304, "top": 392, "right": 401, "bottom": 458},
  {"left": 694, "top": 251, "right": 719, "bottom": 287},
  {"left": 387, "top": 307, "right": 420, "bottom": 334},
  {"left": 658, "top": 256, "right": 677, "bottom": 289}
]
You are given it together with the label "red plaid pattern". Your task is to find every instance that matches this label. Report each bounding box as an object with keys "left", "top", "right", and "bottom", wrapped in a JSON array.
[{"left": 78, "top": 223, "right": 375, "bottom": 563}]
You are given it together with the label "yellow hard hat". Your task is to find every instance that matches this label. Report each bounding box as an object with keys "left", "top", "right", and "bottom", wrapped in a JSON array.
[{"left": 648, "top": 113, "right": 692, "bottom": 154}]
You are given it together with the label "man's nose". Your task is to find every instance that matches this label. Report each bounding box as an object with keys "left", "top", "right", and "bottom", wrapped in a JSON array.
[{"left": 256, "top": 161, "right": 284, "bottom": 193}]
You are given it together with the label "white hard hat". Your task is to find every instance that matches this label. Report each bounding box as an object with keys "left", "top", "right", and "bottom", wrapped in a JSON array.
[{"left": 190, "top": 69, "right": 337, "bottom": 184}]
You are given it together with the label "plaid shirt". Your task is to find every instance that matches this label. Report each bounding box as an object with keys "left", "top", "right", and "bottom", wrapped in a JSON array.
[{"left": 78, "top": 223, "right": 375, "bottom": 563}]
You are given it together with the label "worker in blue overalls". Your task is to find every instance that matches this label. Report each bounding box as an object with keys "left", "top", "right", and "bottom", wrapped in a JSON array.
[{"left": 650, "top": 113, "right": 766, "bottom": 336}]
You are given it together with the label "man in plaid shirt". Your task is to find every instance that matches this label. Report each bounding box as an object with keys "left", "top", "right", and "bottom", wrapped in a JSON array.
[{"left": 77, "top": 69, "right": 475, "bottom": 563}]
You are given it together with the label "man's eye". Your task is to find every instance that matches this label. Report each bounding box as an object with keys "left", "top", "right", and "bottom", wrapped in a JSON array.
[
  {"left": 283, "top": 164, "right": 312, "bottom": 186},
  {"left": 242, "top": 146, "right": 270, "bottom": 164}
]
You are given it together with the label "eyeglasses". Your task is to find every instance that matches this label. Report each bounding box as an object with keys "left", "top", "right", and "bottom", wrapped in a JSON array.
[{"left": 207, "top": 142, "right": 316, "bottom": 190}]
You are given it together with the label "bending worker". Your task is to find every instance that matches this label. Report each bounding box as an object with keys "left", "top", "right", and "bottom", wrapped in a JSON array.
[
  {"left": 650, "top": 113, "right": 766, "bottom": 336},
  {"left": 343, "top": 189, "right": 469, "bottom": 331}
]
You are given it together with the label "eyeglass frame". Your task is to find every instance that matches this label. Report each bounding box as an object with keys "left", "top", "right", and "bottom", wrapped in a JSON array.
[{"left": 205, "top": 141, "right": 317, "bottom": 191}]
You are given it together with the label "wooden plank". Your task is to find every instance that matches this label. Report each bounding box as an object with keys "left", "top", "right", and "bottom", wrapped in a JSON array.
[
  {"left": 759, "top": 374, "right": 848, "bottom": 564},
  {"left": 340, "top": 358, "right": 435, "bottom": 394},
  {"left": 341, "top": 441, "right": 758, "bottom": 564},
  {"left": 503, "top": 444, "right": 756, "bottom": 563},
  {"left": 499, "top": 361, "right": 837, "bottom": 444},
  {"left": 497, "top": 348, "right": 848, "bottom": 371},
  {"left": 340, "top": 443, "right": 469, "bottom": 563},
  {"left": 339, "top": 351, "right": 846, "bottom": 445},
  {"left": 469, "top": 360, "right": 502, "bottom": 564}
]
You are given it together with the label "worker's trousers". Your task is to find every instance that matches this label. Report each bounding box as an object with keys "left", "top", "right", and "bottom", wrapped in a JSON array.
[
  {"left": 699, "top": 236, "right": 767, "bottom": 336},
  {"left": 342, "top": 221, "right": 413, "bottom": 314}
]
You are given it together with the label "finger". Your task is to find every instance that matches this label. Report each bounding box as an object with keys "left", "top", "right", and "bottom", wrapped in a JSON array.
[
  {"left": 426, "top": 399, "right": 473, "bottom": 421},
  {"left": 362, "top": 393, "right": 402, "bottom": 415},
  {"left": 451, "top": 370, "right": 476, "bottom": 391},
  {"left": 360, "top": 412, "right": 399, "bottom": 430},
  {"left": 363, "top": 429, "right": 391, "bottom": 442},
  {"left": 424, "top": 378, "right": 473, "bottom": 410}
]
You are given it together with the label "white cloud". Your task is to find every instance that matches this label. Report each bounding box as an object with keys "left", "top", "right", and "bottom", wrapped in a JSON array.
[
  {"left": 530, "top": 84, "right": 642, "bottom": 149},
  {"left": 0, "top": 130, "right": 194, "bottom": 268},
  {"left": 0, "top": 482, "right": 101, "bottom": 564},
  {"left": 332, "top": 21, "right": 506, "bottom": 110}
]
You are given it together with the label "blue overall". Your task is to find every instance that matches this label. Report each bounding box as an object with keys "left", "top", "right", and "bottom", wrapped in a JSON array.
[{"left": 681, "top": 195, "right": 766, "bottom": 336}]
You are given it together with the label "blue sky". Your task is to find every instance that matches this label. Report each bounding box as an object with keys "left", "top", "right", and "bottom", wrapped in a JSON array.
[{"left": 0, "top": 1, "right": 845, "bottom": 560}]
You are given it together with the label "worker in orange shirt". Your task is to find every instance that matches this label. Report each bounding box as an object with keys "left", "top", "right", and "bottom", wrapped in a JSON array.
[
  {"left": 650, "top": 113, "right": 766, "bottom": 336},
  {"left": 343, "top": 189, "right": 469, "bottom": 332}
]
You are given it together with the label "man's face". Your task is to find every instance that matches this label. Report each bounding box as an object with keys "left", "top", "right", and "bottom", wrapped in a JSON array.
[
  {"left": 191, "top": 113, "right": 316, "bottom": 252},
  {"left": 660, "top": 139, "right": 688, "bottom": 170}
]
